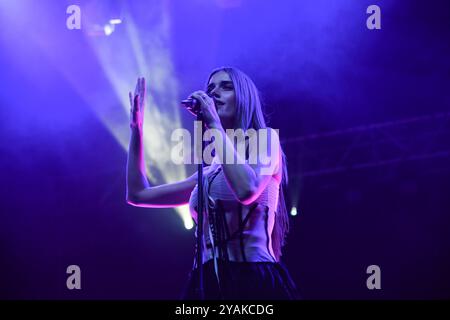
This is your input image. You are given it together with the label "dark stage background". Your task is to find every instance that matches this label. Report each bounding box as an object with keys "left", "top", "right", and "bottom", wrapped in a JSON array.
[{"left": 0, "top": 0, "right": 449, "bottom": 299}]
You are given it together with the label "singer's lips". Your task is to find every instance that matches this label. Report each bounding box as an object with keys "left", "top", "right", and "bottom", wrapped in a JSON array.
[{"left": 214, "top": 100, "right": 225, "bottom": 106}]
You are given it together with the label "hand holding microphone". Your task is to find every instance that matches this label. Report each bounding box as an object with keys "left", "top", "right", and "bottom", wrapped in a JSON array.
[
  {"left": 181, "top": 91, "right": 222, "bottom": 129},
  {"left": 181, "top": 97, "right": 202, "bottom": 116}
]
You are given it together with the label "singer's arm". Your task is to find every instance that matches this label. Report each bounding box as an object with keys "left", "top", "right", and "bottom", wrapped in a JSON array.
[
  {"left": 209, "top": 123, "right": 281, "bottom": 206},
  {"left": 126, "top": 126, "right": 197, "bottom": 208},
  {"left": 126, "top": 76, "right": 196, "bottom": 208}
]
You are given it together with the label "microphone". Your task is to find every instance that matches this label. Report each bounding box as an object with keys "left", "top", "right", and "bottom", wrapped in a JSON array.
[{"left": 181, "top": 97, "right": 201, "bottom": 115}]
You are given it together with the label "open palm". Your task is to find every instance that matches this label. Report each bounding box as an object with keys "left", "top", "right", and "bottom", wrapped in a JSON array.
[{"left": 129, "top": 77, "right": 146, "bottom": 129}]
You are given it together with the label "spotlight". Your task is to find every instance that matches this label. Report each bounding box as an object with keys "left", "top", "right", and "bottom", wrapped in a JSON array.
[
  {"left": 290, "top": 207, "right": 298, "bottom": 216},
  {"left": 104, "top": 24, "right": 114, "bottom": 36},
  {"left": 184, "top": 218, "right": 194, "bottom": 230},
  {"left": 109, "top": 19, "right": 122, "bottom": 25}
]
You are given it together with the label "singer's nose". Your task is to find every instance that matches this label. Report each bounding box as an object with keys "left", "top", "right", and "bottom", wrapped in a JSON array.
[
  {"left": 208, "top": 87, "right": 220, "bottom": 98},
  {"left": 209, "top": 91, "right": 219, "bottom": 99}
]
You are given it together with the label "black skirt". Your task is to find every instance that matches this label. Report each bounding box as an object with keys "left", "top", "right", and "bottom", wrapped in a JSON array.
[{"left": 181, "top": 259, "right": 301, "bottom": 300}]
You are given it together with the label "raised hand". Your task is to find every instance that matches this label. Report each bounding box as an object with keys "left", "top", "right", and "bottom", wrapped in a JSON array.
[{"left": 129, "top": 77, "right": 146, "bottom": 130}]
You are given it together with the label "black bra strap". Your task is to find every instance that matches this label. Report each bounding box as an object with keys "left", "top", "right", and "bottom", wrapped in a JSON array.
[
  {"left": 228, "top": 202, "right": 259, "bottom": 240},
  {"left": 264, "top": 206, "right": 276, "bottom": 261},
  {"left": 238, "top": 204, "right": 247, "bottom": 262}
]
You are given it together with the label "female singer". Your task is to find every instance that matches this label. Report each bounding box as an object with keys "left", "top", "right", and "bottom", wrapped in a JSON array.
[{"left": 126, "top": 67, "right": 299, "bottom": 300}]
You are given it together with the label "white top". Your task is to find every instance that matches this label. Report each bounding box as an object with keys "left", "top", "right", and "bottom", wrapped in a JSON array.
[{"left": 189, "top": 159, "right": 280, "bottom": 266}]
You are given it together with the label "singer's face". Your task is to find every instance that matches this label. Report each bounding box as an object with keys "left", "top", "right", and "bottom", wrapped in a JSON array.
[{"left": 207, "top": 71, "right": 237, "bottom": 129}]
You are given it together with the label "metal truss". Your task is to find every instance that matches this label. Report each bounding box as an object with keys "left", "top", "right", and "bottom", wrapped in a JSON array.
[{"left": 282, "top": 112, "right": 450, "bottom": 178}]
